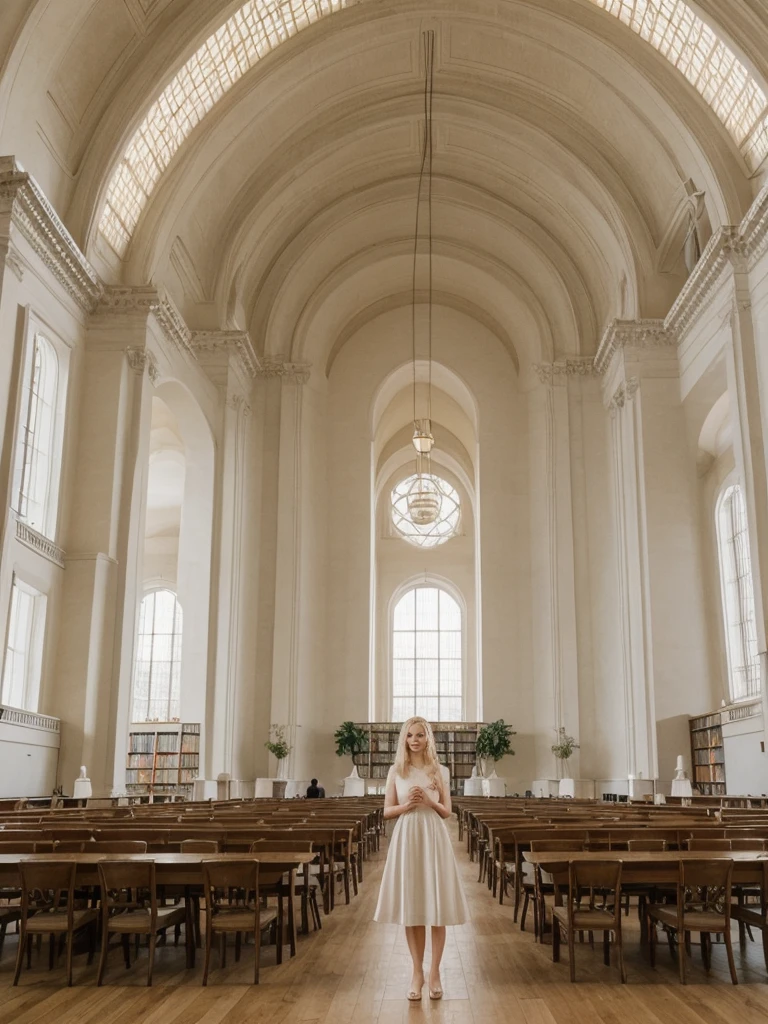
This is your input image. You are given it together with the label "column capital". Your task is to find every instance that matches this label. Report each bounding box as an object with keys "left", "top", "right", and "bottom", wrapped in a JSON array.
[
  {"left": 0, "top": 156, "right": 103, "bottom": 311},
  {"left": 190, "top": 330, "right": 258, "bottom": 383},
  {"left": 95, "top": 285, "right": 193, "bottom": 358},
  {"left": 607, "top": 376, "right": 640, "bottom": 414},
  {"left": 594, "top": 319, "right": 672, "bottom": 376},
  {"left": 125, "top": 346, "right": 159, "bottom": 385}
]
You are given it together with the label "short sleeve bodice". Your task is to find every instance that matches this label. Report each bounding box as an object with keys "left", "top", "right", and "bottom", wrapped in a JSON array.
[{"left": 389, "top": 764, "right": 449, "bottom": 808}]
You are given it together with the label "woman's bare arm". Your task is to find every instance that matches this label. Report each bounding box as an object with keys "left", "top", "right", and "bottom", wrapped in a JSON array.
[
  {"left": 382, "top": 771, "right": 422, "bottom": 820},
  {"left": 430, "top": 772, "right": 453, "bottom": 820}
]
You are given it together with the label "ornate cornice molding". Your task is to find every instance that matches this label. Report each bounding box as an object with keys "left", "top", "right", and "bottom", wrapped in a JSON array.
[
  {"left": 190, "top": 330, "right": 258, "bottom": 379},
  {"left": 0, "top": 157, "right": 103, "bottom": 311},
  {"left": 594, "top": 319, "right": 672, "bottom": 376},
  {"left": 740, "top": 184, "right": 768, "bottom": 271},
  {"left": 664, "top": 226, "right": 746, "bottom": 337},
  {"left": 256, "top": 358, "right": 312, "bottom": 385},
  {"left": 532, "top": 358, "right": 600, "bottom": 385},
  {"left": 96, "top": 286, "right": 192, "bottom": 357},
  {"left": 15, "top": 517, "right": 65, "bottom": 568}
]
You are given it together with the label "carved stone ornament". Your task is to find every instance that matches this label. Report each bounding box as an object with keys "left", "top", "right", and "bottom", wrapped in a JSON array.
[
  {"left": 3, "top": 242, "right": 24, "bottom": 281},
  {"left": 740, "top": 184, "right": 768, "bottom": 271},
  {"left": 0, "top": 157, "right": 103, "bottom": 311},
  {"left": 594, "top": 319, "right": 672, "bottom": 376},
  {"left": 609, "top": 376, "right": 640, "bottom": 412},
  {"left": 226, "top": 392, "right": 252, "bottom": 415},
  {"left": 190, "top": 331, "right": 258, "bottom": 378},
  {"left": 256, "top": 358, "right": 311, "bottom": 384},
  {"left": 533, "top": 359, "right": 599, "bottom": 385},
  {"left": 664, "top": 226, "right": 748, "bottom": 337},
  {"left": 125, "top": 346, "right": 159, "bottom": 384}
]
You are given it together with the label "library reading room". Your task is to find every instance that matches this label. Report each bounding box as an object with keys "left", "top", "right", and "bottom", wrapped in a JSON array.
[{"left": 1, "top": 0, "right": 768, "bottom": 1020}]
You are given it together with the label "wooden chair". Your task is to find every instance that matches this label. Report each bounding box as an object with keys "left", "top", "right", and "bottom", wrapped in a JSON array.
[
  {"left": 91, "top": 841, "right": 148, "bottom": 853},
  {"left": 13, "top": 861, "right": 98, "bottom": 986},
  {"left": 179, "top": 840, "right": 219, "bottom": 947},
  {"left": 526, "top": 840, "right": 585, "bottom": 941},
  {"left": 200, "top": 859, "right": 279, "bottom": 985},
  {"left": 250, "top": 839, "right": 320, "bottom": 935},
  {"left": 647, "top": 859, "right": 738, "bottom": 985},
  {"left": 731, "top": 860, "right": 768, "bottom": 970},
  {"left": 96, "top": 859, "right": 190, "bottom": 986},
  {"left": 686, "top": 838, "right": 732, "bottom": 851},
  {"left": 552, "top": 860, "right": 626, "bottom": 983}
]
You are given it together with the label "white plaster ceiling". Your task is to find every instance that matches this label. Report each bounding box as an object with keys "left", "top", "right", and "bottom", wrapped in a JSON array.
[{"left": 2, "top": 0, "right": 768, "bottom": 375}]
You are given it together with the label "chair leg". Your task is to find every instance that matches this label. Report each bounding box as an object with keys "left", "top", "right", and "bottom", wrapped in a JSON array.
[
  {"left": 762, "top": 921, "right": 768, "bottom": 973},
  {"left": 552, "top": 919, "right": 560, "bottom": 963},
  {"left": 701, "top": 932, "right": 711, "bottom": 971},
  {"left": 122, "top": 933, "right": 131, "bottom": 968},
  {"left": 202, "top": 926, "right": 213, "bottom": 986},
  {"left": 97, "top": 923, "right": 110, "bottom": 985},
  {"left": 603, "top": 931, "right": 610, "bottom": 967},
  {"left": 677, "top": 929, "right": 687, "bottom": 985},
  {"left": 276, "top": 900, "right": 283, "bottom": 965},
  {"left": 66, "top": 930, "right": 74, "bottom": 987},
  {"left": 12, "top": 924, "right": 26, "bottom": 986},
  {"left": 649, "top": 919, "right": 657, "bottom": 968},
  {"left": 723, "top": 927, "right": 739, "bottom": 985},
  {"left": 520, "top": 892, "right": 529, "bottom": 932},
  {"left": 254, "top": 921, "right": 261, "bottom": 985},
  {"left": 567, "top": 922, "right": 577, "bottom": 983},
  {"left": 49, "top": 934, "right": 55, "bottom": 970},
  {"left": 616, "top": 927, "right": 627, "bottom": 984}
]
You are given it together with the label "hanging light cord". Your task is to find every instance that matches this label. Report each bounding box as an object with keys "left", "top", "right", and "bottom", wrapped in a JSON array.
[{"left": 411, "top": 30, "right": 435, "bottom": 434}]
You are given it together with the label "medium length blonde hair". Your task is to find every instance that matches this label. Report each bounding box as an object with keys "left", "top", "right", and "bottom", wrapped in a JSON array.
[{"left": 394, "top": 717, "right": 442, "bottom": 790}]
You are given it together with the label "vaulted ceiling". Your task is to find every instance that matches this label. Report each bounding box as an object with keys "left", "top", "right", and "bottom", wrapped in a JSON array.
[{"left": 1, "top": 0, "right": 767, "bottom": 374}]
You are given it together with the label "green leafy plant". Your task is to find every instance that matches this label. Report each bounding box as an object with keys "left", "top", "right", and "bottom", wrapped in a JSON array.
[
  {"left": 551, "top": 728, "right": 577, "bottom": 768},
  {"left": 476, "top": 719, "right": 516, "bottom": 772},
  {"left": 265, "top": 724, "right": 291, "bottom": 761},
  {"left": 334, "top": 721, "right": 369, "bottom": 758}
]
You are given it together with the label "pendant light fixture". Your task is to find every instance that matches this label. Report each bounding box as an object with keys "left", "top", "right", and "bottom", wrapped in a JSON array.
[{"left": 406, "top": 29, "right": 438, "bottom": 528}]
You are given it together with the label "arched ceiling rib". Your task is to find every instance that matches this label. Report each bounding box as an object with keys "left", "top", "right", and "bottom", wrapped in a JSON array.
[{"left": 95, "top": 0, "right": 768, "bottom": 257}]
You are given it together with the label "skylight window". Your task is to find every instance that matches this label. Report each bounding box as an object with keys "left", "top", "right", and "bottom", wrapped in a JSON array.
[
  {"left": 589, "top": 1, "right": 768, "bottom": 169},
  {"left": 98, "top": 0, "right": 768, "bottom": 256}
]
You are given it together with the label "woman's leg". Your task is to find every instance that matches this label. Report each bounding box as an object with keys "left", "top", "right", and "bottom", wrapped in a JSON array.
[
  {"left": 405, "top": 926, "right": 426, "bottom": 994},
  {"left": 429, "top": 926, "right": 446, "bottom": 993}
]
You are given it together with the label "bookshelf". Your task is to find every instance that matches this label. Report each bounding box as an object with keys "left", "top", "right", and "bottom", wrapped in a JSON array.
[
  {"left": 351, "top": 722, "right": 482, "bottom": 794},
  {"left": 126, "top": 722, "right": 200, "bottom": 800},
  {"left": 689, "top": 712, "right": 726, "bottom": 796}
]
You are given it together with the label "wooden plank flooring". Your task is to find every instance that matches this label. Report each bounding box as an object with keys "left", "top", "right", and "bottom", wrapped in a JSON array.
[{"left": 0, "top": 821, "right": 767, "bottom": 1022}]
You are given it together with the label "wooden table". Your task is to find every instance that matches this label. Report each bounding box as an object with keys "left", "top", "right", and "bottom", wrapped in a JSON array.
[
  {"left": 523, "top": 849, "right": 768, "bottom": 885},
  {"left": 0, "top": 851, "right": 315, "bottom": 968}
]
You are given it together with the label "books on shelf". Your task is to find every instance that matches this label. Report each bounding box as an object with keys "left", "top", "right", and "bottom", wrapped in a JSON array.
[
  {"left": 125, "top": 722, "right": 200, "bottom": 797},
  {"left": 351, "top": 722, "right": 482, "bottom": 792}
]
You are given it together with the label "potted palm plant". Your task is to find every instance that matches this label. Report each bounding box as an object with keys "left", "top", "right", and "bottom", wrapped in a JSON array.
[
  {"left": 265, "top": 724, "right": 291, "bottom": 779},
  {"left": 334, "top": 721, "right": 369, "bottom": 777},
  {"left": 475, "top": 719, "right": 516, "bottom": 778}
]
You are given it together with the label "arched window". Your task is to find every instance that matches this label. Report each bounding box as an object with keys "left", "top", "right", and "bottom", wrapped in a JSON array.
[
  {"left": 716, "top": 484, "right": 760, "bottom": 702},
  {"left": 12, "top": 334, "right": 58, "bottom": 538},
  {"left": 392, "top": 586, "right": 462, "bottom": 722},
  {"left": 132, "top": 590, "right": 183, "bottom": 721}
]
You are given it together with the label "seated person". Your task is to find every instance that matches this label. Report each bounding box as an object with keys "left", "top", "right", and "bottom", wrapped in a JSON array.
[{"left": 306, "top": 778, "right": 326, "bottom": 798}]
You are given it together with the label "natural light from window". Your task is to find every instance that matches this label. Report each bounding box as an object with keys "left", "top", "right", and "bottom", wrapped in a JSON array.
[
  {"left": 716, "top": 483, "right": 760, "bottom": 702},
  {"left": 99, "top": 0, "right": 768, "bottom": 256},
  {"left": 132, "top": 589, "right": 183, "bottom": 721},
  {"left": 392, "top": 586, "right": 462, "bottom": 722}
]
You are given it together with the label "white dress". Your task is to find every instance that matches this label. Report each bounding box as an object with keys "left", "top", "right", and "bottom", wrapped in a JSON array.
[{"left": 374, "top": 764, "right": 470, "bottom": 926}]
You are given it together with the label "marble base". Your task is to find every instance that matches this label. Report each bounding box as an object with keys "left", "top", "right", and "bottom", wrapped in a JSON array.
[{"left": 532, "top": 779, "right": 560, "bottom": 798}]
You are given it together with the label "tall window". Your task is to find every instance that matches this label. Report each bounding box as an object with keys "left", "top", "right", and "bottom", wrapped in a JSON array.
[
  {"left": 2, "top": 576, "right": 47, "bottom": 710},
  {"left": 11, "top": 333, "right": 58, "bottom": 538},
  {"left": 132, "top": 590, "right": 183, "bottom": 721},
  {"left": 392, "top": 586, "right": 462, "bottom": 722},
  {"left": 717, "top": 484, "right": 760, "bottom": 702}
]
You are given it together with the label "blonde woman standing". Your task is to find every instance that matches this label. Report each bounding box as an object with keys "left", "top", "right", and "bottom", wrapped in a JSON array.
[{"left": 374, "top": 717, "right": 470, "bottom": 1001}]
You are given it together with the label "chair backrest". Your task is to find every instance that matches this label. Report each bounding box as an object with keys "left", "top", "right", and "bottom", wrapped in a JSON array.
[
  {"left": 627, "top": 839, "right": 667, "bottom": 851},
  {"left": 686, "top": 838, "right": 732, "bottom": 851},
  {"left": 249, "top": 839, "right": 313, "bottom": 853},
  {"left": 92, "top": 840, "right": 147, "bottom": 853},
  {"left": 18, "top": 860, "right": 77, "bottom": 923},
  {"left": 201, "top": 859, "right": 261, "bottom": 919},
  {"left": 529, "top": 840, "right": 586, "bottom": 853},
  {"left": 729, "top": 838, "right": 766, "bottom": 851},
  {"left": 97, "top": 860, "right": 157, "bottom": 927},
  {"left": 680, "top": 858, "right": 734, "bottom": 917},
  {"left": 180, "top": 839, "right": 219, "bottom": 853},
  {"left": 53, "top": 840, "right": 89, "bottom": 853},
  {"left": 568, "top": 859, "right": 623, "bottom": 926},
  {"left": 0, "top": 840, "right": 37, "bottom": 853}
]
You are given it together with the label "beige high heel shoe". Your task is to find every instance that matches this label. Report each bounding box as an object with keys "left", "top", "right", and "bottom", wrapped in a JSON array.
[{"left": 407, "top": 978, "right": 424, "bottom": 1001}]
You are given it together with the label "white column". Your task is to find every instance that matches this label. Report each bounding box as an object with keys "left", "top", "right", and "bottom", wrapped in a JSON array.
[
  {"left": 530, "top": 363, "right": 581, "bottom": 779},
  {"left": 54, "top": 324, "right": 154, "bottom": 795},
  {"left": 725, "top": 270, "right": 768, "bottom": 733}
]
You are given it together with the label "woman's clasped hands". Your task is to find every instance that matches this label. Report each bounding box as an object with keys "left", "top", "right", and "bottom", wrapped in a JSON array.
[{"left": 406, "top": 785, "right": 428, "bottom": 810}]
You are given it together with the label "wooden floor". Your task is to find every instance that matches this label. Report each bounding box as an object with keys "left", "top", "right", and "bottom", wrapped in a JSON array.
[{"left": 1, "top": 822, "right": 767, "bottom": 1023}]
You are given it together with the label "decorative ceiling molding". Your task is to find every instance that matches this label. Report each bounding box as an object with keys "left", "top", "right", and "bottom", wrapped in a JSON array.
[
  {"left": 532, "top": 358, "right": 600, "bottom": 385},
  {"left": 0, "top": 157, "right": 103, "bottom": 311},
  {"left": 96, "top": 285, "right": 193, "bottom": 356},
  {"left": 256, "top": 358, "right": 312, "bottom": 385},
  {"left": 593, "top": 318, "right": 671, "bottom": 376},
  {"left": 190, "top": 330, "right": 259, "bottom": 379},
  {"left": 125, "top": 345, "right": 159, "bottom": 385}
]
